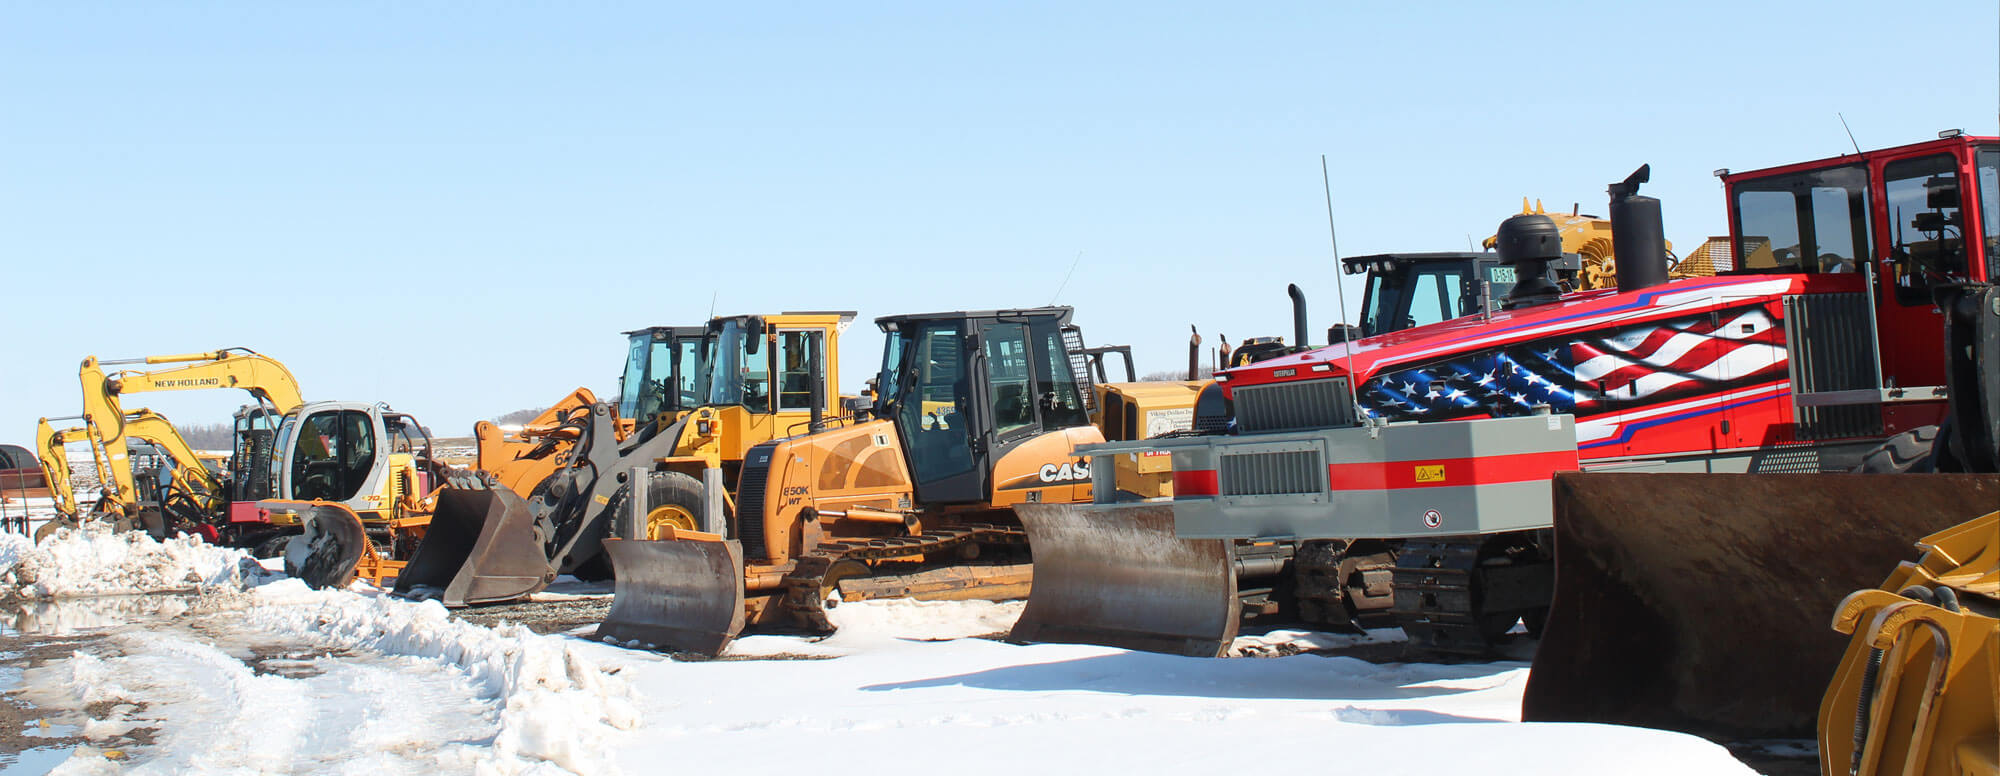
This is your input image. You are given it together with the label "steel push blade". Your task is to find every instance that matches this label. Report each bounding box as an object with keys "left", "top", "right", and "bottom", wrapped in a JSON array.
[
  {"left": 1523, "top": 471, "right": 2000, "bottom": 738},
  {"left": 594, "top": 537, "right": 747, "bottom": 656},
  {"left": 1010, "top": 502, "right": 1239, "bottom": 658}
]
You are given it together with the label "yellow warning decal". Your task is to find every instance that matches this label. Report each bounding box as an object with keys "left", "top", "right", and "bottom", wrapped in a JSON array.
[
  {"left": 594, "top": 495, "right": 611, "bottom": 505},
  {"left": 1414, "top": 465, "right": 1446, "bottom": 483}
]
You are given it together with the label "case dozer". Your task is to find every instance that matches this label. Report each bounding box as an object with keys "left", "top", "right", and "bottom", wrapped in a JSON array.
[
  {"left": 1011, "top": 134, "right": 2000, "bottom": 736},
  {"left": 594, "top": 306, "right": 1205, "bottom": 655},
  {"left": 389, "top": 313, "right": 862, "bottom": 606}
]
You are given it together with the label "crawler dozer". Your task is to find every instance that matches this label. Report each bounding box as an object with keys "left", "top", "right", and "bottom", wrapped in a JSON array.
[
  {"left": 389, "top": 313, "right": 860, "bottom": 606},
  {"left": 595, "top": 306, "right": 1203, "bottom": 654},
  {"left": 1012, "top": 134, "right": 2000, "bottom": 692}
]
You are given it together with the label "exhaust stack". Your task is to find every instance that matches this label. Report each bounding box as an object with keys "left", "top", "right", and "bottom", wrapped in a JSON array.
[
  {"left": 1287, "top": 284, "right": 1309, "bottom": 349},
  {"left": 1609, "top": 164, "right": 1669, "bottom": 294}
]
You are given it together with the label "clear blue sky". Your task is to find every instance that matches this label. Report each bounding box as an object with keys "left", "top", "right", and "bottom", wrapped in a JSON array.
[{"left": 5, "top": 1, "right": 1996, "bottom": 436}]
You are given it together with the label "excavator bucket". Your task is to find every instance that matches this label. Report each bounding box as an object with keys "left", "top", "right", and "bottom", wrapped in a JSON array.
[
  {"left": 1010, "top": 502, "right": 1239, "bottom": 658},
  {"left": 391, "top": 485, "right": 555, "bottom": 607},
  {"left": 594, "top": 538, "right": 746, "bottom": 655},
  {"left": 285, "top": 503, "right": 367, "bottom": 590},
  {"left": 1522, "top": 472, "right": 2000, "bottom": 738}
]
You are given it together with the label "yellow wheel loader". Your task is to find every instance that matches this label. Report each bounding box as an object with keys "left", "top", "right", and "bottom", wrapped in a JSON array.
[
  {"left": 594, "top": 306, "right": 1206, "bottom": 655},
  {"left": 389, "top": 313, "right": 863, "bottom": 606},
  {"left": 1818, "top": 511, "right": 1998, "bottom": 776}
]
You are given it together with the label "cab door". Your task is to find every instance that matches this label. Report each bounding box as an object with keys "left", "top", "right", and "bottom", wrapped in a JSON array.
[{"left": 891, "top": 321, "right": 986, "bottom": 504}]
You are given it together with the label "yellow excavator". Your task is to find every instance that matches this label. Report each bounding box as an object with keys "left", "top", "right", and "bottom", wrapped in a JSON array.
[
  {"left": 33, "top": 409, "right": 228, "bottom": 541},
  {"left": 593, "top": 306, "right": 1206, "bottom": 654},
  {"left": 57, "top": 348, "right": 449, "bottom": 587}
]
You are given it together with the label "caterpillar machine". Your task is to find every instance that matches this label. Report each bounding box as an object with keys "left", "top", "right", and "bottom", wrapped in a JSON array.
[
  {"left": 1009, "top": 134, "right": 2000, "bottom": 749},
  {"left": 384, "top": 313, "right": 863, "bottom": 606},
  {"left": 591, "top": 306, "right": 1211, "bottom": 654}
]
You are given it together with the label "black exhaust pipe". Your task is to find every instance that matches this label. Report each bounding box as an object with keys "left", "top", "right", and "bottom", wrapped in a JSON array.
[
  {"left": 1188, "top": 325, "right": 1202, "bottom": 381},
  {"left": 1609, "top": 164, "right": 1669, "bottom": 294},
  {"left": 1287, "top": 284, "right": 1309, "bottom": 349},
  {"left": 808, "top": 337, "right": 825, "bottom": 432}
]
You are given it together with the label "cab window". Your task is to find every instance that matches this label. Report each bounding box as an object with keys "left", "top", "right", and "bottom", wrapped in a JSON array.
[
  {"left": 773, "top": 330, "right": 825, "bottom": 412},
  {"left": 1976, "top": 146, "right": 1997, "bottom": 281},
  {"left": 291, "top": 409, "right": 375, "bottom": 502},
  {"left": 1032, "top": 325, "right": 1088, "bottom": 431},
  {"left": 983, "top": 323, "right": 1036, "bottom": 438},
  {"left": 1884, "top": 154, "right": 1967, "bottom": 304},
  {"left": 1732, "top": 163, "right": 1871, "bottom": 275}
]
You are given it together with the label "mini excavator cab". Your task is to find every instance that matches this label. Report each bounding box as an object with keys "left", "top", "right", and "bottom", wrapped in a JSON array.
[{"left": 874, "top": 308, "right": 1094, "bottom": 504}]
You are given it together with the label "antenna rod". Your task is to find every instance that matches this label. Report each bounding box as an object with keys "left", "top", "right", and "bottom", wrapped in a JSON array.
[
  {"left": 1320, "top": 155, "right": 1364, "bottom": 421},
  {"left": 1838, "top": 113, "right": 1862, "bottom": 155},
  {"left": 707, "top": 290, "right": 719, "bottom": 319},
  {"left": 1049, "top": 251, "right": 1083, "bottom": 305}
]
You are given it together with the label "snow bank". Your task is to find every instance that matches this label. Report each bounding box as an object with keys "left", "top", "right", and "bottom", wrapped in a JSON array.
[
  {"left": 1228, "top": 627, "right": 1406, "bottom": 657},
  {"left": 0, "top": 523, "right": 269, "bottom": 599},
  {"left": 242, "top": 581, "right": 641, "bottom": 775}
]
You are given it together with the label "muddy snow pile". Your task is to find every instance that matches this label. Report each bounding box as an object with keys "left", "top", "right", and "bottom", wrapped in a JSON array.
[
  {"left": 0, "top": 523, "right": 269, "bottom": 599},
  {"left": 241, "top": 580, "right": 641, "bottom": 775}
]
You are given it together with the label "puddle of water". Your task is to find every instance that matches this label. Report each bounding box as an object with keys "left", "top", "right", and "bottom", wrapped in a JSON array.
[
  {"left": 18, "top": 719, "right": 79, "bottom": 737},
  {"left": 0, "top": 745, "right": 78, "bottom": 776}
]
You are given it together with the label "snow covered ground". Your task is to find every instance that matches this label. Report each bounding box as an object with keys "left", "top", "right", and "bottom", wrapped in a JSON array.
[{"left": 0, "top": 526, "right": 1763, "bottom": 776}]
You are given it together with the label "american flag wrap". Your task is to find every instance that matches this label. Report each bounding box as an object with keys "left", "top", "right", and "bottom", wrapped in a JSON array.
[{"left": 1358, "top": 306, "right": 1788, "bottom": 423}]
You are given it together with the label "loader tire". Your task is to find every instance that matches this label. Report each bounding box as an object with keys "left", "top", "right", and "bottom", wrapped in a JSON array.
[
  {"left": 604, "top": 471, "right": 709, "bottom": 541},
  {"left": 1852, "top": 425, "right": 1939, "bottom": 474}
]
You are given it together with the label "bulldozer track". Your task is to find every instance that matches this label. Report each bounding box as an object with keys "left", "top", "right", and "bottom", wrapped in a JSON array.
[{"left": 779, "top": 523, "right": 1027, "bottom": 632}]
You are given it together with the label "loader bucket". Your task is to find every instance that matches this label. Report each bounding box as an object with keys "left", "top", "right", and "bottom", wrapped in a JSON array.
[
  {"left": 1522, "top": 472, "right": 2000, "bottom": 738},
  {"left": 594, "top": 538, "right": 746, "bottom": 655},
  {"left": 391, "top": 486, "right": 555, "bottom": 607},
  {"left": 1010, "top": 503, "right": 1238, "bottom": 658},
  {"left": 286, "top": 503, "right": 367, "bottom": 590}
]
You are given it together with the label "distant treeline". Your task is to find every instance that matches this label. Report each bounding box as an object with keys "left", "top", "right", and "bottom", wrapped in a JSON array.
[
  {"left": 494, "top": 407, "right": 546, "bottom": 424},
  {"left": 174, "top": 423, "right": 236, "bottom": 451}
]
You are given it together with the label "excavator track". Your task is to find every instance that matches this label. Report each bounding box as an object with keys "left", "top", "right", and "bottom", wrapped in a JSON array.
[
  {"left": 1293, "top": 540, "right": 1399, "bottom": 632},
  {"left": 1391, "top": 532, "right": 1550, "bottom": 655},
  {"left": 779, "top": 523, "right": 1027, "bottom": 632}
]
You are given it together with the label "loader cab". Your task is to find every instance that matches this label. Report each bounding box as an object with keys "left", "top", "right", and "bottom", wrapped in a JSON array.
[
  {"left": 875, "top": 307, "right": 1096, "bottom": 504},
  {"left": 691, "top": 311, "right": 854, "bottom": 461},
  {"left": 619, "top": 325, "right": 706, "bottom": 423},
  {"left": 1345, "top": 252, "right": 1580, "bottom": 337},
  {"left": 1723, "top": 133, "right": 1996, "bottom": 407}
]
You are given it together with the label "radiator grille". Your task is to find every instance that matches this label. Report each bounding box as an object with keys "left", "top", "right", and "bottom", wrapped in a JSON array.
[
  {"left": 1784, "top": 294, "right": 1882, "bottom": 441},
  {"left": 734, "top": 442, "right": 778, "bottom": 561},
  {"left": 1219, "top": 449, "right": 1323, "bottom": 496},
  {"left": 1232, "top": 377, "right": 1354, "bottom": 433}
]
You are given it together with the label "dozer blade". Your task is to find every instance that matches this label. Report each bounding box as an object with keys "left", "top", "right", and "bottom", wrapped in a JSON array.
[
  {"left": 594, "top": 538, "right": 746, "bottom": 655},
  {"left": 286, "top": 503, "right": 367, "bottom": 590},
  {"left": 1522, "top": 471, "right": 2000, "bottom": 738},
  {"left": 1010, "top": 503, "right": 1238, "bottom": 658},
  {"left": 391, "top": 486, "right": 555, "bottom": 607}
]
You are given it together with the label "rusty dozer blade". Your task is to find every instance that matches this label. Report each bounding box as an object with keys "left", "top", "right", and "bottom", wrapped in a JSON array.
[
  {"left": 1522, "top": 472, "right": 2000, "bottom": 738},
  {"left": 286, "top": 503, "right": 367, "bottom": 590},
  {"left": 594, "top": 538, "right": 746, "bottom": 655},
  {"left": 1010, "top": 502, "right": 1238, "bottom": 658},
  {"left": 391, "top": 485, "right": 555, "bottom": 607}
]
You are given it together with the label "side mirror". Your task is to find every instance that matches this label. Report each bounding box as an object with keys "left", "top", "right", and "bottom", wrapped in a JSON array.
[{"left": 744, "top": 316, "right": 766, "bottom": 355}]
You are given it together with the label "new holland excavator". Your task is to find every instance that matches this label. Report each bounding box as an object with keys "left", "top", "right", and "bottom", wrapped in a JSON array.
[
  {"left": 1009, "top": 134, "right": 2000, "bottom": 737},
  {"left": 387, "top": 312, "right": 862, "bottom": 606},
  {"left": 56, "top": 349, "right": 450, "bottom": 587},
  {"left": 592, "top": 306, "right": 1206, "bottom": 654}
]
